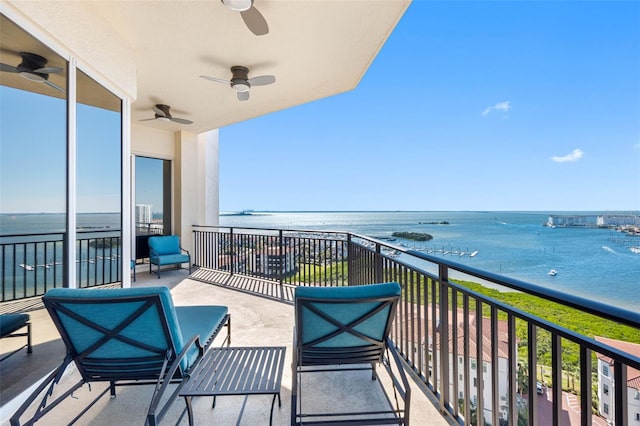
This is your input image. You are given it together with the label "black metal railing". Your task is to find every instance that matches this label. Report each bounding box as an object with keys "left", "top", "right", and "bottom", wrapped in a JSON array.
[
  {"left": 0, "top": 230, "right": 122, "bottom": 302},
  {"left": 193, "top": 225, "right": 640, "bottom": 426}
]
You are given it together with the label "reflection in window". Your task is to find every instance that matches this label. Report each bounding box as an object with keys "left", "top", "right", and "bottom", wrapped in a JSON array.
[
  {"left": 0, "top": 13, "right": 67, "bottom": 300},
  {"left": 76, "top": 69, "right": 122, "bottom": 288}
]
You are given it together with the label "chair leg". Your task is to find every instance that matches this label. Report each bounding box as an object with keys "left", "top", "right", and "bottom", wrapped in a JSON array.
[
  {"left": 110, "top": 381, "right": 116, "bottom": 398},
  {"left": 27, "top": 322, "right": 32, "bottom": 354},
  {"left": 157, "top": 263, "right": 160, "bottom": 279}
]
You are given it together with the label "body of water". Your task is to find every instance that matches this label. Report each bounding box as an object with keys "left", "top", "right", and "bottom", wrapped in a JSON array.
[{"left": 220, "top": 211, "right": 640, "bottom": 311}]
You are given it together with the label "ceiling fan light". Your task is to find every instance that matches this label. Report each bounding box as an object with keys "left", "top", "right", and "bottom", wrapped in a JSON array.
[
  {"left": 223, "top": 0, "right": 252, "bottom": 12},
  {"left": 157, "top": 116, "right": 171, "bottom": 123},
  {"left": 234, "top": 83, "right": 250, "bottom": 92},
  {"left": 19, "top": 71, "right": 45, "bottom": 82}
]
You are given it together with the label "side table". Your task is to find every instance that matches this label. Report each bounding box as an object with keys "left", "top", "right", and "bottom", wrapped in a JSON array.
[{"left": 180, "top": 346, "right": 286, "bottom": 425}]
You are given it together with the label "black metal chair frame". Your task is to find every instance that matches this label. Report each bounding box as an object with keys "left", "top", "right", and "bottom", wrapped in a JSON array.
[
  {"left": 10, "top": 293, "right": 230, "bottom": 426},
  {"left": 0, "top": 317, "right": 32, "bottom": 362},
  {"left": 291, "top": 294, "right": 411, "bottom": 425}
]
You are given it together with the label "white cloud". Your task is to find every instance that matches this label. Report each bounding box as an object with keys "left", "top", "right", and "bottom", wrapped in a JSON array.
[
  {"left": 482, "top": 100, "right": 511, "bottom": 116},
  {"left": 551, "top": 149, "right": 584, "bottom": 163}
]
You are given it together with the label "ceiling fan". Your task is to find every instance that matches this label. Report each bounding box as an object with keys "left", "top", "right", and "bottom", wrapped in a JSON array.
[
  {"left": 221, "top": 0, "right": 269, "bottom": 36},
  {"left": 139, "top": 104, "right": 193, "bottom": 125},
  {"left": 0, "top": 52, "right": 63, "bottom": 91},
  {"left": 200, "top": 66, "right": 275, "bottom": 101}
]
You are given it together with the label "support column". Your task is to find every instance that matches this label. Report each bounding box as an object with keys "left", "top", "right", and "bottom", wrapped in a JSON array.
[{"left": 175, "top": 129, "right": 220, "bottom": 254}]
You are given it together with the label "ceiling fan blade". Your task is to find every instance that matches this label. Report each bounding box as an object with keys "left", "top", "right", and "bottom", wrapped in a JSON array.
[
  {"left": 200, "top": 75, "right": 231, "bottom": 85},
  {"left": 0, "top": 63, "right": 18, "bottom": 73},
  {"left": 139, "top": 118, "right": 157, "bottom": 121},
  {"left": 44, "top": 79, "right": 64, "bottom": 92},
  {"left": 237, "top": 91, "right": 250, "bottom": 101},
  {"left": 249, "top": 75, "right": 275, "bottom": 86},
  {"left": 170, "top": 117, "right": 193, "bottom": 125},
  {"left": 34, "top": 66, "right": 63, "bottom": 74},
  {"left": 241, "top": 6, "right": 269, "bottom": 36}
]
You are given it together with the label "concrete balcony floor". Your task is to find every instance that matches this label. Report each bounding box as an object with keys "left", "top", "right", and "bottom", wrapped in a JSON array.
[{"left": 1, "top": 268, "right": 451, "bottom": 425}]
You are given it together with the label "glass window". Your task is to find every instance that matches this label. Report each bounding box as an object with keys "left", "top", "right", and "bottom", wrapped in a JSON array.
[
  {"left": 604, "top": 403, "right": 609, "bottom": 415},
  {"left": 0, "top": 14, "right": 67, "bottom": 300},
  {"left": 471, "top": 360, "right": 476, "bottom": 370},
  {"left": 602, "top": 364, "right": 609, "bottom": 376},
  {"left": 603, "top": 384, "right": 609, "bottom": 395},
  {"left": 76, "top": 69, "right": 122, "bottom": 288}
]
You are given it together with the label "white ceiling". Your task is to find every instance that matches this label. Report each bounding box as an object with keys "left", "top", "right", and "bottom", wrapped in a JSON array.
[{"left": 84, "top": 0, "right": 411, "bottom": 134}]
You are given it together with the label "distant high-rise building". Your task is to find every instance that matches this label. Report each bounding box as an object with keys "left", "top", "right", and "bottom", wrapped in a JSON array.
[{"left": 135, "top": 204, "right": 152, "bottom": 224}]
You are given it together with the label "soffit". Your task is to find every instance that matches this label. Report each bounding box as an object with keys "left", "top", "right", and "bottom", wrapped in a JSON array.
[{"left": 84, "top": 0, "right": 411, "bottom": 133}]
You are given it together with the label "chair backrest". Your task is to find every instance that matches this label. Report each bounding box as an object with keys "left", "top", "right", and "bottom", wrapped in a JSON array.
[
  {"left": 148, "top": 235, "right": 181, "bottom": 255},
  {"left": 294, "top": 282, "right": 401, "bottom": 366},
  {"left": 43, "top": 287, "right": 188, "bottom": 381}
]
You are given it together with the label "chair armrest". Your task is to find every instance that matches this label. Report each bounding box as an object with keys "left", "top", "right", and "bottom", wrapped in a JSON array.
[
  {"left": 149, "top": 247, "right": 159, "bottom": 258},
  {"left": 180, "top": 247, "right": 190, "bottom": 256}
]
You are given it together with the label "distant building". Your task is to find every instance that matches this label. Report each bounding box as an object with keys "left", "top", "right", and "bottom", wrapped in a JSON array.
[
  {"left": 595, "top": 336, "right": 640, "bottom": 424},
  {"left": 135, "top": 204, "right": 153, "bottom": 224},
  {"left": 547, "top": 214, "right": 640, "bottom": 228},
  {"left": 404, "top": 307, "right": 514, "bottom": 423}
]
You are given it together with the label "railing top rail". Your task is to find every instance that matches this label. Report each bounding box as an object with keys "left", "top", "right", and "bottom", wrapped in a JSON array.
[
  {"left": 0, "top": 231, "right": 65, "bottom": 238},
  {"left": 193, "top": 224, "right": 350, "bottom": 237}
]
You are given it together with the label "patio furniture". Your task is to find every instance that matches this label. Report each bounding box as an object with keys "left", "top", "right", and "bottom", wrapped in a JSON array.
[
  {"left": 180, "top": 346, "right": 286, "bottom": 425},
  {"left": 10, "top": 286, "right": 230, "bottom": 426},
  {"left": 0, "top": 313, "right": 32, "bottom": 362},
  {"left": 291, "top": 282, "right": 411, "bottom": 425},
  {"left": 148, "top": 235, "right": 191, "bottom": 278}
]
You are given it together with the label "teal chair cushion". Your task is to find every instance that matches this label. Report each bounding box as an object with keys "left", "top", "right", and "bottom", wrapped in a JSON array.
[
  {"left": 295, "top": 282, "right": 401, "bottom": 347},
  {"left": 152, "top": 253, "right": 190, "bottom": 266},
  {"left": 43, "top": 287, "right": 188, "bottom": 366},
  {"left": 0, "top": 313, "right": 30, "bottom": 336},
  {"left": 148, "top": 236, "right": 181, "bottom": 256}
]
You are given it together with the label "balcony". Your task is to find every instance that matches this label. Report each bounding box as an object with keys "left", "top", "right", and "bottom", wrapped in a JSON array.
[{"left": 2, "top": 225, "right": 639, "bottom": 425}]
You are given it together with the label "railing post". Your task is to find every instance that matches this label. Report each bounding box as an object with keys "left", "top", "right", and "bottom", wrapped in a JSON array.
[
  {"left": 279, "top": 230, "right": 284, "bottom": 300},
  {"left": 580, "top": 346, "right": 592, "bottom": 426},
  {"left": 375, "top": 243, "right": 383, "bottom": 284},
  {"left": 438, "top": 264, "right": 450, "bottom": 414},
  {"left": 614, "top": 360, "right": 628, "bottom": 426},
  {"left": 229, "top": 228, "right": 234, "bottom": 276},
  {"left": 347, "top": 234, "right": 353, "bottom": 286}
]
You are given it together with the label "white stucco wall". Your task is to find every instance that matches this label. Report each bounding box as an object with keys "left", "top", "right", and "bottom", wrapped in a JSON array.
[{"left": 131, "top": 124, "right": 176, "bottom": 159}]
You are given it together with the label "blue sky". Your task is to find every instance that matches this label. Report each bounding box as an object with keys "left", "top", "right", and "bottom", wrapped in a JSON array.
[{"left": 219, "top": 1, "right": 640, "bottom": 212}]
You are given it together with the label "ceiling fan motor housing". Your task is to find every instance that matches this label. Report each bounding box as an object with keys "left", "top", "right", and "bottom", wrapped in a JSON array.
[
  {"left": 230, "top": 65, "right": 250, "bottom": 92},
  {"left": 18, "top": 52, "right": 49, "bottom": 81}
]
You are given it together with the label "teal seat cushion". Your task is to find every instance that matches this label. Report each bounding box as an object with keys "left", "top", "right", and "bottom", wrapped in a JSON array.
[
  {"left": 150, "top": 253, "right": 190, "bottom": 266},
  {"left": 0, "top": 313, "right": 30, "bottom": 336},
  {"left": 295, "top": 282, "right": 400, "bottom": 347}
]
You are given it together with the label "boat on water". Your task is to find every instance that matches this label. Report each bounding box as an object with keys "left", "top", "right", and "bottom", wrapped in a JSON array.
[
  {"left": 19, "top": 263, "right": 35, "bottom": 271},
  {"left": 630, "top": 246, "right": 640, "bottom": 254},
  {"left": 548, "top": 269, "right": 557, "bottom": 276}
]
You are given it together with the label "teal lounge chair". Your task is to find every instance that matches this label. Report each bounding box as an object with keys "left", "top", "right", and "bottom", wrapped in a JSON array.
[
  {"left": 10, "top": 286, "right": 230, "bottom": 426},
  {"left": 291, "top": 282, "right": 411, "bottom": 425},
  {"left": 0, "top": 313, "right": 32, "bottom": 361}
]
